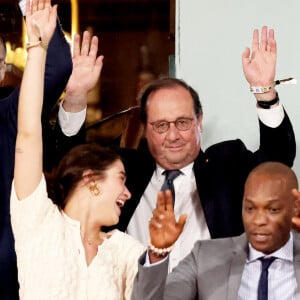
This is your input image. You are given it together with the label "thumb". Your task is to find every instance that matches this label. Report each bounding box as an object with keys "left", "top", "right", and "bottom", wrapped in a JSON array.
[{"left": 176, "top": 214, "right": 188, "bottom": 233}]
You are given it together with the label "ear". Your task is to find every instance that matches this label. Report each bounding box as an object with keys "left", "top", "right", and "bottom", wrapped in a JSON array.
[
  {"left": 82, "top": 169, "right": 94, "bottom": 183},
  {"left": 197, "top": 114, "right": 203, "bottom": 132}
]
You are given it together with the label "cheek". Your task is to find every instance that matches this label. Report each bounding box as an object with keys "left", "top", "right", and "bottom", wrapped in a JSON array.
[{"left": 146, "top": 130, "right": 164, "bottom": 150}]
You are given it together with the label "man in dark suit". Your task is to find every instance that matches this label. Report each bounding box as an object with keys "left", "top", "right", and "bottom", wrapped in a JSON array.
[
  {"left": 64, "top": 25, "right": 296, "bottom": 270},
  {"left": 116, "top": 25, "right": 296, "bottom": 271},
  {"left": 131, "top": 162, "right": 300, "bottom": 299}
]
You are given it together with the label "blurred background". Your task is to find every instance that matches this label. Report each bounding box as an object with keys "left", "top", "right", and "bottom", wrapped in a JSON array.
[{"left": 0, "top": 0, "right": 175, "bottom": 126}]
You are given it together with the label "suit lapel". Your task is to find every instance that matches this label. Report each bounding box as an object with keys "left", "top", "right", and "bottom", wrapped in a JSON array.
[{"left": 227, "top": 234, "right": 248, "bottom": 299}]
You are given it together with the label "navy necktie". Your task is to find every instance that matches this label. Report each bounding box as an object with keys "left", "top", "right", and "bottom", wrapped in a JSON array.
[
  {"left": 161, "top": 170, "right": 181, "bottom": 204},
  {"left": 257, "top": 256, "right": 276, "bottom": 300}
]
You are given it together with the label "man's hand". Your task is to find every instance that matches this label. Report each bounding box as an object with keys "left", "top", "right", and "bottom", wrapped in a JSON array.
[
  {"left": 242, "top": 25, "right": 277, "bottom": 101},
  {"left": 148, "top": 190, "right": 187, "bottom": 262},
  {"left": 62, "top": 30, "right": 104, "bottom": 112}
]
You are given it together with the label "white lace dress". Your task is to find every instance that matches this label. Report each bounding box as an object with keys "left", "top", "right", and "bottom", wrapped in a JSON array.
[{"left": 10, "top": 175, "right": 145, "bottom": 300}]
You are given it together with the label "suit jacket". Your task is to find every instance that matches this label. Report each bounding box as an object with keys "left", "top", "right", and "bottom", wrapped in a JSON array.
[
  {"left": 131, "top": 232, "right": 300, "bottom": 300},
  {"left": 115, "top": 111, "right": 295, "bottom": 239},
  {"left": 0, "top": 21, "right": 73, "bottom": 299}
]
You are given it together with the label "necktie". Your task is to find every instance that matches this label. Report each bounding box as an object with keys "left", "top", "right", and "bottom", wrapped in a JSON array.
[
  {"left": 161, "top": 170, "right": 181, "bottom": 204},
  {"left": 257, "top": 256, "right": 276, "bottom": 300}
]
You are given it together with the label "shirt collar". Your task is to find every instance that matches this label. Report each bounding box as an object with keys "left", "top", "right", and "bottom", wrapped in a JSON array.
[
  {"left": 155, "top": 162, "right": 194, "bottom": 177},
  {"left": 248, "top": 232, "right": 293, "bottom": 263}
]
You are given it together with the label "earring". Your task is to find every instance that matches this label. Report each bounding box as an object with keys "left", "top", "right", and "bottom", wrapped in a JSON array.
[{"left": 88, "top": 181, "right": 101, "bottom": 196}]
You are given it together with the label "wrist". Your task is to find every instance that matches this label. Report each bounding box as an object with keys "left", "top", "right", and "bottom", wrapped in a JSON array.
[
  {"left": 26, "top": 37, "right": 48, "bottom": 51},
  {"left": 62, "top": 93, "right": 88, "bottom": 112},
  {"left": 256, "top": 92, "right": 280, "bottom": 109},
  {"left": 148, "top": 242, "right": 174, "bottom": 259}
]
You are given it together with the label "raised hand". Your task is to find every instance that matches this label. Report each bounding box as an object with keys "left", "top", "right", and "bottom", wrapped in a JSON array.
[
  {"left": 63, "top": 31, "right": 104, "bottom": 112},
  {"left": 149, "top": 190, "right": 187, "bottom": 261},
  {"left": 25, "top": 0, "right": 57, "bottom": 48},
  {"left": 242, "top": 25, "right": 276, "bottom": 88}
]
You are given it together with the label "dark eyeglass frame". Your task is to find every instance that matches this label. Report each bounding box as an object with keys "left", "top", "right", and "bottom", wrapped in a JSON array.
[{"left": 149, "top": 117, "right": 194, "bottom": 133}]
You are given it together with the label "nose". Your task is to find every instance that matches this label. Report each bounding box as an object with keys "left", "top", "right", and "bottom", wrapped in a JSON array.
[
  {"left": 253, "top": 210, "right": 268, "bottom": 226},
  {"left": 165, "top": 122, "right": 180, "bottom": 140},
  {"left": 123, "top": 185, "right": 131, "bottom": 200}
]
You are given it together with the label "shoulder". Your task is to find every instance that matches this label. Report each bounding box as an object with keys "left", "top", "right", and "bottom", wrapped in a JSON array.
[
  {"left": 204, "top": 139, "right": 248, "bottom": 158},
  {"left": 193, "top": 234, "right": 246, "bottom": 256}
]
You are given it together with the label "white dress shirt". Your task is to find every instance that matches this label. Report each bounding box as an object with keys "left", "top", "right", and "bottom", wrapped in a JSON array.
[
  {"left": 238, "top": 233, "right": 299, "bottom": 300},
  {"left": 127, "top": 163, "right": 211, "bottom": 271}
]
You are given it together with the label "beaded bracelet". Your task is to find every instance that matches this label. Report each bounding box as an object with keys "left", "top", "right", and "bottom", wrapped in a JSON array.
[
  {"left": 148, "top": 242, "right": 174, "bottom": 257},
  {"left": 26, "top": 37, "right": 48, "bottom": 51}
]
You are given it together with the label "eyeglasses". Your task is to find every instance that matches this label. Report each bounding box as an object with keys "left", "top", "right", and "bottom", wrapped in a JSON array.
[{"left": 149, "top": 117, "right": 194, "bottom": 133}]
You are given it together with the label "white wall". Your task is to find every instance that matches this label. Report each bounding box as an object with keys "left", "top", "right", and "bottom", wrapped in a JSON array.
[{"left": 176, "top": 0, "right": 300, "bottom": 176}]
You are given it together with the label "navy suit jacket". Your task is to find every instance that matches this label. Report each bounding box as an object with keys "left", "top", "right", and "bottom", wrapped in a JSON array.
[
  {"left": 0, "top": 21, "right": 74, "bottom": 299},
  {"left": 115, "top": 111, "right": 295, "bottom": 239}
]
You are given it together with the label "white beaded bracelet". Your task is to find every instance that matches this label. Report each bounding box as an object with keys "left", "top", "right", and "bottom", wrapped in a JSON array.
[{"left": 148, "top": 242, "right": 175, "bottom": 257}]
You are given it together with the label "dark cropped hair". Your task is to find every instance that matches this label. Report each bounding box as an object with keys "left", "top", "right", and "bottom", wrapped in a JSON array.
[
  {"left": 46, "top": 143, "right": 121, "bottom": 210},
  {"left": 137, "top": 77, "right": 203, "bottom": 124}
]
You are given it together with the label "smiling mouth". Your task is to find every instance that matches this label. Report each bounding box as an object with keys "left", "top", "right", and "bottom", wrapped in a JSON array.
[{"left": 116, "top": 199, "right": 125, "bottom": 208}]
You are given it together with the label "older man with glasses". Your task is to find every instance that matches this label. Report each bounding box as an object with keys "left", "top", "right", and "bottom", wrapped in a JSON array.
[{"left": 110, "top": 26, "right": 296, "bottom": 272}]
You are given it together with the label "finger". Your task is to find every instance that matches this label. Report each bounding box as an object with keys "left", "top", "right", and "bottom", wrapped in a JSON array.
[
  {"left": 260, "top": 25, "right": 268, "bottom": 51},
  {"left": 32, "top": 0, "right": 38, "bottom": 13},
  {"left": 242, "top": 47, "right": 251, "bottom": 65},
  {"left": 73, "top": 33, "right": 81, "bottom": 57},
  {"left": 267, "top": 29, "right": 277, "bottom": 54},
  {"left": 176, "top": 214, "right": 188, "bottom": 233},
  {"left": 93, "top": 55, "right": 104, "bottom": 77},
  {"left": 44, "top": 0, "right": 51, "bottom": 8},
  {"left": 81, "top": 31, "right": 91, "bottom": 56},
  {"left": 89, "top": 36, "right": 99, "bottom": 59},
  {"left": 26, "top": 0, "right": 32, "bottom": 16},
  {"left": 156, "top": 191, "right": 166, "bottom": 211},
  {"left": 38, "top": 0, "right": 45, "bottom": 10},
  {"left": 164, "top": 189, "right": 174, "bottom": 211},
  {"left": 252, "top": 28, "right": 259, "bottom": 52}
]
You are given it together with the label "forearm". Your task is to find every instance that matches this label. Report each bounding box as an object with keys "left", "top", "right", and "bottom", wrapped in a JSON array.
[
  {"left": 19, "top": 48, "right": 46, "bottom": 137},
  {"left": 257, "top": 108, "right": 296, "bottom": 166},
  {"left": 15, "top": 45, "right": 46, "bottom": 199},
  {"left": 131, "top": 252, "right": 168, "bottom": 300},
  {"left": 42, "top": 20, "right": 72, "bottom": 115}
]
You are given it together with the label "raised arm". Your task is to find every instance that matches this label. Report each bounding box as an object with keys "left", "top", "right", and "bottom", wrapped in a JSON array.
[
  {"left": 14, "top": 0, "right": 57, "bottom": 199},
  {"left": 242, "top": 26, "right": 295, "bottom": 166},
  {"left": 43, "top": 31, "right": 104, "bottom": 171}
]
